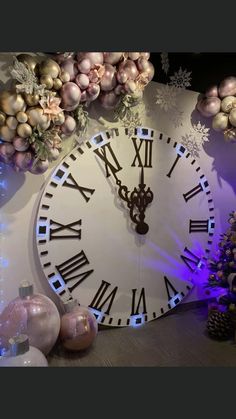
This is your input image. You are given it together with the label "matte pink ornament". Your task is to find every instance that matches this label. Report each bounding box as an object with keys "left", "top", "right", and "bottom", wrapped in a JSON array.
[
  {"left": 77, "top": 58, "right": 91, "bottom": 74},
  {"left": 100, "top": 64, "right": 117, "bottom": 91},
  {"left": 80, "top": 90, "right": 88, "bottom": 102},
  {"left": 87, "top": 83, "right": 100, "bottom": 101},
  {"left": 219, "top": 77, "right": 236, "bottom": 98},
  {"left": 29, "top": 159, "right": 49, "bottom": 174},
  {"left": 75, "top": 73, "right": 90, "bottom": 90},
  {"left": 0, "top": 142, "right": 15, "bottom": 157},
  {"left": 99, "top": 91, "right": 120, "bottom": 110},
  {"left": 119, "top": 59, "right": 138, "bottom": 80},
  {"left": 103, "top": 52, "right": 123, "bottom": 65},
  {"left": 205, "top": 85, "right": 219, "bottom": 97},
  {"left": 60, "top": 299, "right": 98, "bottom": 351},
  {"left": 60, "top": 82, "right": 81, "bottom": 110},
  {"left": 13, "top": 137, "right": 29, "bottom": 152},
  {"left": 197, "top": 96, "right": 221, "bottom": 117},
  {"left": 77, "top": 52, "right": 104, "bottom": 67},
  {"left": 61, "top": 115, "right": 76, "bottom": 135},
  {"left": 0, "top": 282, "right": 60, "bottom": 355},
  {"left": 60, "top": 58, "right": 78, "bottom": 81},
  {"left": 116, "top": 70, "right": 128, "bottom": 84},
  {"left": 13, "top": 151, "right": 33, "bottom": 172},
  {"left": 49, "top": 148, "right": 60, "bottom": 161}
]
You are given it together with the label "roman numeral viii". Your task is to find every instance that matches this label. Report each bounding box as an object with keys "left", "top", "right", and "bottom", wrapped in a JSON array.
[
  {"left": 131, "top": 288, "right": 147, "bottom": 315},
  {"left": 50, "top": 219, "right": 82, "bottom": 240},
  {"left": 131, "top": 138, "right": 153, "bottom": 168},
  {"left": 89, "top": 280, "right": 118, "bottom": 315},
  {"left": 63, "top": 173, "right": 95, "bottom": 203},
  {"left": 56, "top": 251, "right": 94, "bottom": 293},
  {"left": 189, "top": 219, "right": 209, "bottom": 233},
  {"left": 93, "top": 142, "right": 122, "bottom": 178}
]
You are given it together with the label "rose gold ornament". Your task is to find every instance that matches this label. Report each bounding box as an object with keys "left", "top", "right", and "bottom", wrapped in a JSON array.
[
  {"left": 128, "top": 52, "right": 140, "bottom": 60},
  {"left": 104, "top": 52, "right": 123, "bottom": 65},
  {"left": 17, "top": 123, "right": 32, "bottom": 138},
  {"left": 99, "top": 91, "right": 120, "bottom": 110},
  {"left": 61, "top": 115, "right": 76, "bottom": 135},
  {"left": 60, "top": 82, "right": 81, "bottom": 111},
  {"left": 0, "top": 91, "right": 26, "bottom": 116},
  {"left": 60, "top": 58, "right": 78, "bottom": 81},
  {"left": 0, "top": 125, "right": 16, "bottom": 142},
  {"left": 219, "top": 77, "right": 236, "bottom": 98},
  {"left": 197, "top": 96, "right": 221, "bottom": 117},
  {"left": 60, "top": 299, "right": 98, "bottom": 351},
  {"left": 13, "top": 151, "right": 33, "bottom": 172},
  {"left": 100, "top": 64, "right": 117, "bottom": 91},
  {"left": 77, "top": 52, "right": 104, "bottom": 67},
  {"left": 49, "top": 148, "right": 60, "bottom": 161},
  {"left": 77, "top": 59, "right": 91, "bottom": 74},
  {"left": 117, "top": 70, "right": 128, "bottom": 84},
  {"left": 140, "top": 52, "right": 150, "bottom": 60},
  {"left": 205, "top": 85, "right": 219, "bottom": 97},
  {"left": 0, "top": 282, "right": 60, "bottom": 354},
  {"left": 24, "top": 93, "right": 40, "bottom": 107},
  {"left": 40, "top": 75, "right": 54, "bottom": 89},
  {"left": 124, "top": 79, "right": 137, "bottom": 93},
  {"left": 75, "top": 73, "right": 90, "bottom": 90},
  {"left": 39, "top": 58, "right": 60, "bottom": 79},
  {"left": 119, "top": 59, "right": 138, "bottom": 80}
]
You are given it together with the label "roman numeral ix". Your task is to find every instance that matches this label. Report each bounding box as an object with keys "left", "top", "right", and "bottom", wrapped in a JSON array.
[
  {"left": 89, "top": 280, "right": 118, "bottom": 315},
  {"left": 50, "top": 219, "right": 82, "bottom": 240},
  {"left": 56, "top": 251, "right": 94, "bottom": 293},
  {"left": 131, "top": 138, "right": 153, "bottom": 168},
  {"left": 63, "top": 173, "right": 95, "bottom": 203},
  {"left": 93, "top": 142, "right": 122, "bottom": 178}
]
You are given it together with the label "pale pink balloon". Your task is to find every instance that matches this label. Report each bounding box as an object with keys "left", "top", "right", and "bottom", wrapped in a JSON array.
[
  {"left": 197, "top": 96, "right": 221, "bottom": 117},
  {"left": 13, "top": 137, "right": 29, "bottom": 152},
  {"left": 60, "top": 58, "right": 78, "bottom": 81},
  {"left": 100, "top": 63, "right": 117, "bottom": 91},
  {"left": 128, "top": 52, "right": 140, "bottom": 60},
  {"left": 75, "top": 73, "right": 90, "bottom": 90},
  {"left": 29, "top": 159, "right": 49, "bottom": 174},
  {"left": 77, "top": 58, "right": 91, "bottom": 74},
  {"left": 61, "top": 115, "right": 76, "bottom": 135},
  {"left": 60, "top": 82, "right": 81, "bottom": 110},
  {"left": 104, "top": 52, "right": 123, "bottom": 65},
  {"left": 77, "top": 52, "right": 104, "bottom": 67},
  {"left": 99, "top": 91, "right": 120, "bottom": 110},
  {"left": 117, "top": 70, "right": 128, "bottom": 84},
  {"left": 0, "top": 142, "right": 15, "bottom": 157},
  {"left": 87, "top": 83, "right": 100, "bottom": 101},
  {"left": 119, "top": 59, "right": 138, "bottom": 80},
  {"left": 205, "top": 85, "right": 219, "bottom": 98},
  {"left": 218, "top": 77, "right": 236, "bottom": 98},
  {"left": 13, "top": 151, "right": 33, "bottom": 172}
]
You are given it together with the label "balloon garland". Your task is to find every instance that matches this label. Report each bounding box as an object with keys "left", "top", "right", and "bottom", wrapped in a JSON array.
[
  {"left": 197, "top": 76, "right": 236, "bottom": 141},
  {"left": 0, "top": 52, "right": 154, "bottom": 174}
]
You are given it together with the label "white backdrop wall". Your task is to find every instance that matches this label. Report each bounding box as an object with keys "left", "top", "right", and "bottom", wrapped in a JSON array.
[{"left": 0, "top": 53, "right": 235, "bottom": 313}]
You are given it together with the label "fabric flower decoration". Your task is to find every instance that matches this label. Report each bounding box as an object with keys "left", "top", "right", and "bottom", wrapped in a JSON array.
[{"left": 39, "top": 95, "right": 63, "bottom": 122}]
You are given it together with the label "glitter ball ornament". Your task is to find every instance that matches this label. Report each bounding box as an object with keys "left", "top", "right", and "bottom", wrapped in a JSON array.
[
  {"left": 0, "top": 335, "right": 48, "bottom": 367},
  {"left": 60, "top": 299, "right": 98, "bottom": 351},
  {"left": 0, "top": 281, "right": 60, "bottom": 355}
]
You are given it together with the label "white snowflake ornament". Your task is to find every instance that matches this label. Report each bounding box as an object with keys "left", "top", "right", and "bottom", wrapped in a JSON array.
[
  {"left": 192, "top": 121, "right": 210, "bottom": 145},
  {"left": 181, "top": 133, "right": 201, "bottom": 158},
  {"left": 169, "top": 67, "right": 192, "bottom": 89}
]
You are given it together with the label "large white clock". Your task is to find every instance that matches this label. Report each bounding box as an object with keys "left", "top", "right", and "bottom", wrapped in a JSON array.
[{"left": 35, "top": 127, "right": 215, "bottom": 327}]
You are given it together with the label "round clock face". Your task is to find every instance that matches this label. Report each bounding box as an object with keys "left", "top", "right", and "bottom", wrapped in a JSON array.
[{"left": 35, "top": 127, "right": 215, "bottom": 327}]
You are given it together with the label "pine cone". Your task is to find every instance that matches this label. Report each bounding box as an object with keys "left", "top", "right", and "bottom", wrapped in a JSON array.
[{"left": 207, "top": 310, "right": 234, "bottom": 340}]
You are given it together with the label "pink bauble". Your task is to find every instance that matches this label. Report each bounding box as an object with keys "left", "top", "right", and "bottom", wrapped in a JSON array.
[
  {"left": 103, "top": 52, "right": 123, "bottom": 65},
  {"left": 61, "top": 115, "right": 76, "bottom": 135},
  {"left": 116, "top": 70, "right": 128, "bottom": 84},
  {"left": 29, "top": 159, "right": 49, "bottom": 174},
  {"left": 119, "top": 59, "right": 138, "bottom": 80},
  {"left": 0, "top": 142, "right": 15, "bottom": 157},
  {"left": 137, "top": 60, "right": 154, "bottom": 81},
  {"left": 77, "top": 52, "right": 104, "bottom": 67},
  {"left": 128, "top": 52, "right": 140, "bottom": 60},
  {"left": 13, "top": 151, "right": 33, "bottom": 172},
  {"left": 60, "top": 82, "right": 81, "bottom": 110},
  {"left": 100, "top": 64, "right": 117, "bottom": 91},
  {"left": 0, "top": 282, "right": 60, "bottom": 355},
  {"left": 75, "top": 73, "right": 90, "bottom": 90},
  {"left": 77, "top": 58, "right": 91, "bottom": 74},
  {"left": 205, "top": 85, "right": 219, "bottom": 98},
  {"left": 60, "top": 58, "right": 78, "bottom": 81},
  {"left": 197, "top": 96, "right": 221, "bottom": 117},
  {"left": 60, "top": 300, "right": 97, "bottom": 351},
  {"left": 140, "top": 52, "right": 150, "bottom": 60},
  {"left": 13, "top": 137, "right": 29, "bottom": 152},
  {"left": 80, "top": 90, "right": 88, "bottom": 102},
  {"left": 99, "top": 91, "right": 120, "bottom": 110},
  {"left": 219, "top": 77, "right": 236, "bottom": 98},
  {"left": 87, "top": 83, "right": 100, "bottom": 101}
]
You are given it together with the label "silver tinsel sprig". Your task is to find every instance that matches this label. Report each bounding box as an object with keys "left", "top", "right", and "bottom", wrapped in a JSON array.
[
  {"left": 73, "top": 105, "right": 89, "bottom": 137},
  {"left": 29, "top": 127, "right": 62, "bottom": 161},
  {"left": 114, "top": 93, "right": 142, "bottom": 121},
  {"left": 9, "top": 57, "right": 46, "bottom": 96}
]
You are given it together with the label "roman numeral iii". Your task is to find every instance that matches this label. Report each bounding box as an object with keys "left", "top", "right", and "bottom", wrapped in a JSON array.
[
  {"left": 50, "top": 219, "right": 82, "bottom": 240},
  {"left": 89, "top": 280, "right": 118, "bottom": 315},
  {"left": 63, "top": 173, "right": 95, "bottom": 203},
  {"left": 56, "top": 251, "right": 94, "bottom": 293},
  {"left": 93, "top": 142, "right": 122, "bottom": 178},
  {"left": 131, "top": 138, "right": 153, "bottom": 168}
]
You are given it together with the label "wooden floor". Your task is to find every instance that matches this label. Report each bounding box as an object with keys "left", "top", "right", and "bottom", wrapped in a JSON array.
[{"left": 48, "top": 303, "right": 236, "bottom": 367}]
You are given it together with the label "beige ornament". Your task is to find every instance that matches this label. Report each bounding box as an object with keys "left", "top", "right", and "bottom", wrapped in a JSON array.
[
  {"left": 39, "top": 59, "right": 60, "bottom": 79},
  {"left": 26, "top": 107, "right": 50, "bottom": 131},
  {"left": 17, "top": 54, "right": 38, "bottom": 73},
  {"left": 24, "top": 93, "right": 40, "bottom": 107},
  {"left": 212, "top": 112, "right": 229, "bottom": 131},
  {"left": 6, "top": 116, "right": 18, "bottom": 130},
  {"left": 0, "top": 91, "right": 26, "bottom": 116},
  {"left": 0, "top": 111, "right": 6, "bottom": 126},
  {"left": 17, "top": 123, "right": 32, "bottom": 138},
  {"left": 229, "top": 108, "right": 236, "bottom": 127},
  {"left": 224, "top": 127, "right": 236, "bottom": 142},
  {"left": 16, "top": 111, "right": 28, "bottom": 123},
  {"left": 59, "top": 71, "right": 70, "bottom": 83},
  {"left": 53, "top": 78, "right": 63, "bottom": 90},
  {"left": 0, "top": 125, "right": 16, "bottom": 142},
  {"left": 54, "top": 112, "right": 65, "bottom": 125},
  {"left": 40, "top": 75, "right": 54, "bottom": 89},
  {"left": 221, "top": 96, "right": 236, "bottom": 113}
]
